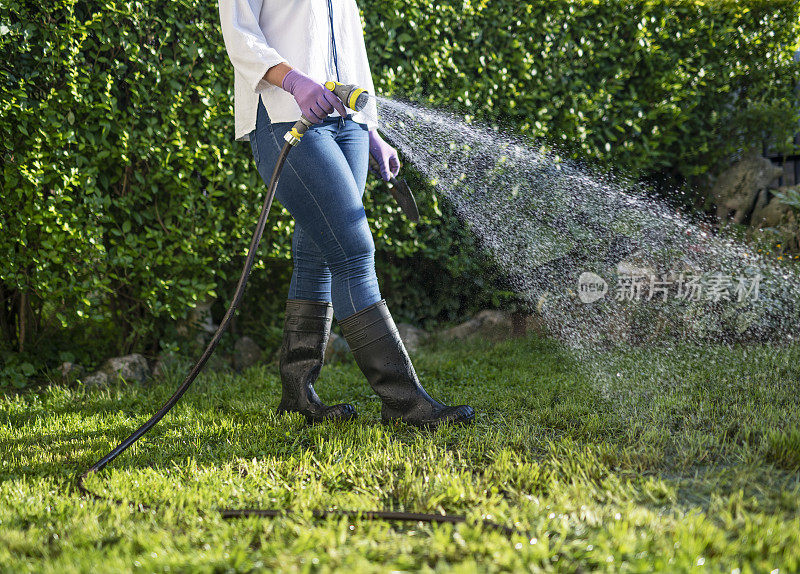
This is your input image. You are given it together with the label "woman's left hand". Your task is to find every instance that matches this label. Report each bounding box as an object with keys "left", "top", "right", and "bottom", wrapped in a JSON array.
[{"left": 368, "top": 130, "right": 401, "bottom": 182}]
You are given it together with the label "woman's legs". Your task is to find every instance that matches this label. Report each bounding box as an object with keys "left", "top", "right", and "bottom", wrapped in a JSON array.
[
  {"left": 286, "top": 114, "right": 369, "bottom": 306},
  {"left": 248, "top": 97, "right": 474, "bottom": 428},
  {"left": 250, "top": 99, "right": 380, "bottom": 319}
]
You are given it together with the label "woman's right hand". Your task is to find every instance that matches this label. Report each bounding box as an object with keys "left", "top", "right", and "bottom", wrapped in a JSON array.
[{"left": 281, "top": 69, "right": 348, "bottom": 124}]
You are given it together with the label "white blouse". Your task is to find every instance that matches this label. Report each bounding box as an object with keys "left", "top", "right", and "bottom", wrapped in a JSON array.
[{"left": 218, "top": 0, "right": 379, "bottom": 141}]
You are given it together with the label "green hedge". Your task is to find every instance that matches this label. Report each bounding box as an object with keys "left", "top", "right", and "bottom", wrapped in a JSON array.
[
  {"left": 1, "top": 0, "right": 799, "bottom": 381},
  {"left": 2, "top": 0, "right": 268, "bottom": 366},
  {"left": 365, "top": 0, "right": 800, "bottom": 179},
  {"left": 365, "top": 0, "right": 800, "bottom": 318}
]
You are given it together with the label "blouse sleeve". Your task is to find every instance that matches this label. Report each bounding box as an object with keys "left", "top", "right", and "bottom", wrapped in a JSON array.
[{"left": 218, "top": 0, "right": 286, "bottom": 93}]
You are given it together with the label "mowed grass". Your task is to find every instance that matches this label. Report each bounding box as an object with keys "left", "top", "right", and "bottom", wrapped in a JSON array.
[{"left": 1, "top": 334, "right": 799, "bottom": 572}]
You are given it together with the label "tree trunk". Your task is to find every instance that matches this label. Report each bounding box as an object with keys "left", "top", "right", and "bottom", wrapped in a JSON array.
[
  {"left": 0, "top": 285, "right": 13, "bottom": 348},
  {"left": 18, "top": 291, "right": 27, "bottom": 353}
]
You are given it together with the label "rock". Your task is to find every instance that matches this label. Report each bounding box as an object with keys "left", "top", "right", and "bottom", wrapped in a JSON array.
[
  {"left": 101, "top": 353, "right": 150, "bottom": 384},
  {"left": 59, "top": 361, "right": 84, "bottom": 383},
  {"left": 438, "top": 310, "right": 514, "bottom": 342},
  {"left": 193, "top": 300, "right": 218, "bottom": 335},
  {"left": 710, "top": 149, "right": 782, "bottom": 223},
  {"left": 152, "top": 352, "right": 182, "bottom": 379},
  {"left": 81, "top": 371, "right": 109, "bottom": 387},
  {"left": 751, "top": 187, "right": 797, "bottom": 229},
  {"left": 151, "top": 357, "right": 168, "bottom": 379},
  {"left": 614, "top": 251, "right": 666, "bottom": 301},
  {"left": 616, "top": 259, "right": 656, "bottom": 279},
  {"left": 176, "top": 298, "right": 217, "bottom": 338},
  {"left": 77, "top": 353, "right": 149, "bottom": 387},
  {"left": 396, "top": 323, "right": 429, "bottom": 352},
  {"left": 324, "top": 332, "right": 351, "bottom": 364},
  {"left": 233, "top": 336, "right": 262, "bottom": 371}
]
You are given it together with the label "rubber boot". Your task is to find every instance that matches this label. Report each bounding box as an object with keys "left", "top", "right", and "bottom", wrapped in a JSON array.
[
  {"left": 338, "top": 299, "right": 475, "bottom": 428},
  {"left": 277, "top": 299, "right": 357, "bottom": 423}
]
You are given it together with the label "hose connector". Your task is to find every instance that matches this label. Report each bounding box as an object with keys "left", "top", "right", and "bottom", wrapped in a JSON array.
[
  {"left": 283, "top": 116, "right": 314, "bottom": 147},
  {"left": 284, "top": 81, "right": 370, "bottom": 146}
]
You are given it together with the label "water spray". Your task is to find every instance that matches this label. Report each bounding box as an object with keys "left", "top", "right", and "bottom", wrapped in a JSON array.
[
  {"left": 373, "top": 96, "right": 800, "bottom": 423},
  {"left": 76, "top": 82, "right": 517, "bottom": 538}
]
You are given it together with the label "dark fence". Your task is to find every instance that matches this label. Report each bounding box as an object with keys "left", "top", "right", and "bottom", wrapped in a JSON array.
[
  {"left": 766, "top": 49, "right": 800, "bottom": 187},
  {"left": 765, "top": 133, "right": 800, "bottom": 187}
]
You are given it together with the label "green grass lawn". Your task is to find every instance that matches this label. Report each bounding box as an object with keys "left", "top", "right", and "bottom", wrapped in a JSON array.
[{"left": 1, "top": 334, "right": 799, "bottom": 572}]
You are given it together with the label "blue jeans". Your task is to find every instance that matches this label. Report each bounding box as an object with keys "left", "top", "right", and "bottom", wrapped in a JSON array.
[{"left": 248, "top": 95, "right": 382, "bottom": 320}]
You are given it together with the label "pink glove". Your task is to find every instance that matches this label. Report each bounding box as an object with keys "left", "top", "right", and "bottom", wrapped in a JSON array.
[
  {"left": 282, "top": 69, "right": 348, "bottom": 124},
  {"left": 368, "top": 130, "right": 401, "bottom": 182}
]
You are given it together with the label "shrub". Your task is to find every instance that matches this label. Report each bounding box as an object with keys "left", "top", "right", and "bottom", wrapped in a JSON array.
[
  {"left": 364, "top": 0, "right": 800, "bottom": 181},
  {"left": 1, "top": 0, "right": 798, "bottom": 383},
  {"left": 1, "top": 0, "right": 279, "bottom": 365},
  {"left": 361, "top": 0, "right": 800, "bottom": 319}
]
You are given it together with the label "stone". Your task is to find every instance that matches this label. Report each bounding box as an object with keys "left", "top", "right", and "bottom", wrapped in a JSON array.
[
  {"left": 438, "top": 310, "right": 514, "bottom": 342},
  {"left": 193, "top": 300, "right": 218, "bottom": 335},
  {"left": 751, "top": 187, "right": 798, "bottom": 229},
  {"left": 151, "top": 357, "right": 168, "bottom": 379},
  {"left": 152, "top": 352, "right": 181, "bottom": 379},
  {"left": 81, "top": 371, "right": 109, "bottom": 388},
  {"left": 101, "top": 353, "right": 150, "bottom": 384},
  {"left": 710, "top": 149, "right": 782, "bottom": 223},
  {"left": 616, "top": 260, "right": 656, "bottom": 279},
  {"left": 324, "top": 331, "right": 351, "bottom": 364},
  {"left": 614, "top": 251, "right": 664, "bottom": 301},
  {"left": 233, "top": 336, "right": 262, "bottom": 371},
  {"left": 59, "top": 361, "right": 84, "bottom": 383},
  {"left": 396, "top": 323, "right": 429, "bottom": 352},
  {"left": 176, "top": 298, "right": 217, "bottom": 338}
]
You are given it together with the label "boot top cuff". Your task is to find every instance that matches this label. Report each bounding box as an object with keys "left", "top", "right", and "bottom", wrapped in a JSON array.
[
  {"left": 284, "top": 299, "right": 333, "bottom": 331},
  {"left": 338, "top": 300, "right": 399, "bottom": 351}
]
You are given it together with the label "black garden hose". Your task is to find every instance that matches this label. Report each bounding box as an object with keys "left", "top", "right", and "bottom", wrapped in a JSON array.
[{"left": 76, "top": 138, "right": 520, "bottom": 539}]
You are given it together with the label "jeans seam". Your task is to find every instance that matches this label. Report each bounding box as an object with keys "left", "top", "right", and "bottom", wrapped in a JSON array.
[
  {"left": 250, "top": 133, "right": 260, "bottom": 167},
  {"left": 295, "top": 228, "right": 321, "bottom": 300},
  {"left": 270, "top": 127, "right": 357, "bottom": 315},
  {"left": 293, "top": 227, "right": 303, "bottom": 299}
]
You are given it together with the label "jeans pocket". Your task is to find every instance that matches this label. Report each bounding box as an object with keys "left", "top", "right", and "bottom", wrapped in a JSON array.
[{"left": 256, "top": 94, "right": 274, "bottom": 134}]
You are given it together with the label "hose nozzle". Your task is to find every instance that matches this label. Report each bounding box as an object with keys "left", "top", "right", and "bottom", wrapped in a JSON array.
[
  {"left": 285, "top": 81, "right": 370, "bottom": 146},
  {"left": 324, "top": 81, "right": 370, "bottom": 112}
]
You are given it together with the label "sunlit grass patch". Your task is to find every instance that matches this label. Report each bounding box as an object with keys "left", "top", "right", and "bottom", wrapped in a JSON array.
[{"left": 0, "top": 334, "right": 799, "bottom": 571}]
